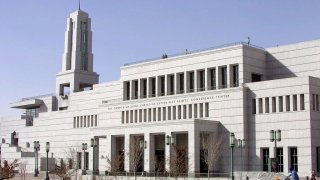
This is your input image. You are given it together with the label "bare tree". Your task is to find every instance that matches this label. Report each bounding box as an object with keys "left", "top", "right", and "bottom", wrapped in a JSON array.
[
  {"left": 128, "top": 136, "right": 144, "bottom": 177},
  {"left": 103, "top": 152, "right": 124, "bottom": 176},
  {"left": 200, "top": 132, "right": 224, "bottom": 178},
  {"left": 170, "top": 145, "right": 188, "bottom": 177},
  {"left": 0, "top": 159, "right": 20, "bottom": 179},
  {"left": 53, "top": 147, "right": 81, "bottom": 180},
  {"left": 19, "top": 161, "right": 27, "bottom": 180}
]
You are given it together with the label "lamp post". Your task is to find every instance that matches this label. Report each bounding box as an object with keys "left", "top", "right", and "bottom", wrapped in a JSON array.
[
  {"left": 45, "top": 142, "right": 50, "bottom": 180},
  {"left": 165, "top": 135, "right": 175, "bottom": 177},
  {"left": 270, "top": 130, "right": 281, "bottom": 172},
  {"left": 82, "top": 143, "right": 88, "bottom": 175},
  {"left": 91, "top": 138, "right": 98, "bottom": 175},
  {"left": 237, "top": 139, "right": 246, "bottom": 179},
  {"left": 230, "top": 133, "right": 235, "bottom": 180},
  {"left": 34, "top": 141, "right": 40, "bottom": 177}
]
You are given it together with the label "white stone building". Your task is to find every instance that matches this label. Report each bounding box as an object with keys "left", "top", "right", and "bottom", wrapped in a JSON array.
[{"left": 1, "top": 9, "right": 320, "bottom": 177}]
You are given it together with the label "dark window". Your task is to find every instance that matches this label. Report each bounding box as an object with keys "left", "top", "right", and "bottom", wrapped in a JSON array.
[
  {"left": 189, "top": 72, "right": 194, "bottom": 92},
  {"left": 277, "top": 148, "right": 283, "bottom": 172},
  {"left": 232, "top": 65, "right": 239, "bottom": 87},
  {"left": 77, "top": 152, "right": 82, "bottom": 169},
  {"left": 199, "top": 70, "right": 205, "bottom": 91},
  {"left": 179, "top": 73, "right": 184, "bottom": 93},
  {"left": 290, "top": 147, "right": 298, "bottom": 172},
  {"left": 125, "top": 81, "right": 130, "bottom": 100},
  {"left": 85, "top": 152, "right": 89, "bottom": 170},
  {"left": 209, "top": 68, "right": 216, "bottom": 90},
  {"left": 133, "top": 80, "right": 138, "bottom": 99},
  {"left": 221, "top": 67, "right": 227, "bottom": 88},
  {"left": 160, "top": 77, "right": 165, "bottom": 96},
  {"left": 317, "top": 147, "right": 320, "bottom": 172},
  {"left": 25, "top": 107, "right": 40, "bottom": 118},
  {"left": 252, "top": 99, "right": 256, "bottom": 114},
  {"left": 142, "top": 79, "right": 147, "bottom": 98},
  {"left": 300, "top": 94, "right": 305, "bottom": 110},
  {"left": 251, "top": 73, "right": 262, "bottom": 82},
  {"left": 151, "top": 77, "right": 156, "bottom": 97},
  {"left": 262, "top": 148, "right": 269, "bottom": 171}
]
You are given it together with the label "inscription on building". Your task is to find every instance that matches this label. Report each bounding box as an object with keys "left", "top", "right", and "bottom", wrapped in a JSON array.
[{"left": 107, "top": 94, "right": 230, "bottom": 111}]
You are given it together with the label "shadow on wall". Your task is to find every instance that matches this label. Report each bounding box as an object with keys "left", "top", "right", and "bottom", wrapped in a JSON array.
[{"left": 266, "top": 53, "right": 297, "bottom": 80}]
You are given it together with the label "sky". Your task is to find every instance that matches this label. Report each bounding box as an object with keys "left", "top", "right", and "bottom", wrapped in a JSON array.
[{"left": 0, "top": 0, "right": 319, "bottom": 117}]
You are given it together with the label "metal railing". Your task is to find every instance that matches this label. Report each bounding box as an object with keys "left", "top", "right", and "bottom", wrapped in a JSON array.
[{"left": 123, "top": 42, "right": 264, "bottom": 66}]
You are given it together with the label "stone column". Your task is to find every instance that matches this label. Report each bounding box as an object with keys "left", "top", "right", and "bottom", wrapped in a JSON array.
[
  {"left": 124, "top": 134, "right": 130, "bottom": 172},
  {"left": 204, "top": 68, "right": 208, "bottom": 91},
  {"left": 188, "top": 129, "right": 200, "bottom": 176}
]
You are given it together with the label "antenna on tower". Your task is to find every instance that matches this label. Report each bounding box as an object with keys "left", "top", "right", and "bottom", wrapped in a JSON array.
[{"left": 78, "top": 0, "right": 81, "bottom": 10}]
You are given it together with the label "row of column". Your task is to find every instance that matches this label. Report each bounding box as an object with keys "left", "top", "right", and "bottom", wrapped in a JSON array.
[
  {"left": 254, "top": 94, "right": 305, "bottom": 114},
  {"left": 121, "top": 103, "right": 209, "bottom": 124},
  {"left": 123, "top": 64, "right": 239, "bottom": 100}
]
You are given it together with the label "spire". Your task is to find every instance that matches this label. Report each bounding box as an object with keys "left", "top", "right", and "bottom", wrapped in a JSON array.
[{"left": 78, "top": 0, "right": 81, "bottom": 10}]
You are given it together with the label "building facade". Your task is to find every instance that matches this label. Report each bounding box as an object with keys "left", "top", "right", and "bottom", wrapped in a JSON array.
[{"left": 1, "top": 9, "right": 320, "bottom": 177}]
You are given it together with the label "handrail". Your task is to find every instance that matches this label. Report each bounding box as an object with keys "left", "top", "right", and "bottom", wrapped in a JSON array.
[{"left": 123, "top": 41, "right": 264, "bottom": 66}]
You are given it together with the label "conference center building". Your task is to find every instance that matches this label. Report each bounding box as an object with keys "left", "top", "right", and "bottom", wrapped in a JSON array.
[{"left": 1, "top": 9, "right": 320, "bottom": 177}]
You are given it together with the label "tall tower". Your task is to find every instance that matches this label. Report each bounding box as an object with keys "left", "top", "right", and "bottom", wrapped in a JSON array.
[{"left": 56, "top": 9, "right": 99, "bottom": 96}]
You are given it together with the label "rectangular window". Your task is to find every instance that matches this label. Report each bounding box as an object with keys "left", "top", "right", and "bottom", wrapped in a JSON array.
[
  {"left": 290, "top": 147, "right": 298, "bottom": 172},
  {"left": 121, "top": 111, "right": 124, "bottom": 124},
  {"left": 205, "top": 103, "right": 209, "bottom": 117},
  {"left": 199, "top": 103, "right": 204, "bottom": 117},
  {"left": 153, "top": 108, "right": 156, "bottom": 121},
  {"left": 163, "top": 107, "right": 166, "bottom": 121},
  {"left": 262, "top": 148, "right": 269, "bottom": 171},
  {"left": 252, "top": 99, "right": 256, "bottom": 114},
  {"left": 178, "top": 73, "right": 184, "bottom": 94},
  {"left": 141, "top": 79, "right": 147, "bottom": 98},
  {"left": 124, "top": 81, "right": 130, "bottom": 100},
  {"left": 300, "top": 94, "right": 305, "bottom": 110},
  {"left": 132, "top": 80, "right": 138, "bottom": 99},
  {"left": 139, "top": 109, "right": 142, "bottom": 122},
  {"left": 95, "top": 115, "right": 98, "bottom": 126},
  {"left": 167, "top": 75, "right": 174, "bottom": 95},
  {"left": 134, "top": 110, "right": 138, "bottom": 123},
  {"left": 178, "top": 105, "right": 181, "bottom": 119},
  {"left": 158, "top": 108, "right": 161, "bottom": 121},
  {"left": 183, "top": 105, "right": 187, "bottom": 119},
  {"left": 194, "top": 104, "right": 198, "bottom": 118},
  {"left": 221, "top": 66, "right": 227, "bottom": 89},
  {"left": 293, "top": 95, "right": 297, "bottom": 111},
  {"left": 84, "top": 116, "right": 86, "bottom": 127},
  {"left": 312, "top": 94, "right": 316, "bottom": 110},
  {"left": 150, "top": 77, "right": 156, "bottom": 97},
  {"left": 251, "top": 73, "right": 262, "bottom": 82},
  {"left": 73, "top": 117, "right": 76, "bottom": 128},
  {"left": 144, "top": 109, "right": 147, "bottom": 122},
  {"left": 198, "top": 70, "right": 205, "bottom": 91},
  {"left": 189, "top": 104, "right": 193, "bottom": 118},
  {"left": 272, "top": 97, "right": 276, "bottom": 113},
  {"left": 173, "top": 106, "right": 176, "bottom": 120},
  {"left": 126, "top": 111, "right": 129, "bottom": 123},
  {"left": 160, "top": 76, "right": 165, "bottom": 96},
  {"left": 232, "top": 65, "right": 239, "bottom": 87},
  {"left": 277, "top": 148, "right": 284, "bottom": 172},
  {"left": 259, "top": 98, "right": 263, "bottom": 114},
  {"left": 188, "top": 71, "right": 195, "bottom": 92},
  {"left": 168, "top": 107, "right": 171, "bottom": 120},
  {"left": 80, "top": 116, "right": 83, "bottom": 127},
  {"left": 279, "top": 96, "right": 283, "bottom": 112},
  {"left": 77, "top": 117, "right": 79, "bottom": 128},
  {"left": 286, "top": 95, "right": 290, "bottom": 111},
  {"left": 209, "top": 68, "right": 216, "bottom": 90},
  {"left": 265, "top": 98, "right": 269, "bottom": 113},
  {"left": 130, "top": 110, "right": 133, "bottom": 123},
  {"left": 148, "top": 108, "right": 152, "bottom": 122}
]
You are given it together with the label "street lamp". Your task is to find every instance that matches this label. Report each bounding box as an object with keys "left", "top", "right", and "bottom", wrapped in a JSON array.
[
  {"left": 165, "top": 135, "right": 175, "bottom": 146},
  {"left": 229, "top": 133, "right": 235, "bottom": 180},
  {"left": 91, "top": 138, "right": 98, "bottom": 175},
  {"left": 45, "top": 142, "right": 50, "bottom": 180},
  {"left": 270, "top": 130, "right": 281, "bottom": 172},
  {"left": 82, "top": 143, "right": 88, "bottom": 175},
  {"left": 139, "top": 140, "right": 147, "bottom": 149},
  {"left": 34, "top": 141, "right": 40, "bottom": 177},
  {"left": 237, "top": 139, "right": 246, "bottom": 179}
]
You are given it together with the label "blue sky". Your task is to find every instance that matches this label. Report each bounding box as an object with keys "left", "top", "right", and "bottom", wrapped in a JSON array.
[{"left": 0, "top": 0, "right": 319, "bottom": 116}]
